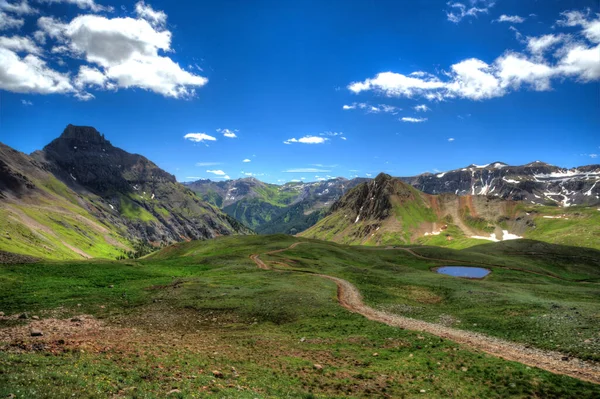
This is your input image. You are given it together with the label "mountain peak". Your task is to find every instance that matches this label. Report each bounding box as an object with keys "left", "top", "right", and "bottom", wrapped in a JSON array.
[{"left": 58, "top": 124, "right": 109, "bottom": 145}]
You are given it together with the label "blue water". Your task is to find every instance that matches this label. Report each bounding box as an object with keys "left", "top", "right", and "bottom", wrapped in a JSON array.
[{"left": 436, "top": 266, "right": 490, "bottom": 278}]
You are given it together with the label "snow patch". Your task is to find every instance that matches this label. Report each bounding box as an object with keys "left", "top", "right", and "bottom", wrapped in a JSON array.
[
  {"left": 471, "top": 230, "right": 522, "bottom": 242},
  {"left": 502, "top": 177, "right": 519, "bottom": 184},
  {"left": 436, "top": 172, "right": 446, "bottom": 178},
  {"left": 69, "top": 173, "right": 77, "bottom": 181},
  {"left": 355, "top": 215, "right": 360, "bottom": 223},
  {"left": 584, "top": 181, "right": 597, "bottom": 196},
  {"left": 109, "top": 204, "right": 114, "bottom": 210}
]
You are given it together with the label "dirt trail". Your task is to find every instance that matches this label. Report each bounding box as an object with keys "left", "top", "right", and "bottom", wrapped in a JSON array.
[{"left": 251, "top": 242, "right": 600, "bottom": 385}]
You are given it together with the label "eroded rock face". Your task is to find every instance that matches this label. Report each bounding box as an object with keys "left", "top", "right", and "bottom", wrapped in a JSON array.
[{"left": 400, "top": 162, "right": 600, "bottom": 207}]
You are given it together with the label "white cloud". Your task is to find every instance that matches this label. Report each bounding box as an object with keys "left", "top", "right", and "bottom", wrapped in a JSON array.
[
  {"left": 446, "top": 1, "right": 494, "bottom": 24},
  {"left": 0, "top": 48, "right": 74, "bottom": 93},
  {"left": 401, "top": 117, "right": 427, "bottom": 123},
  {"left": 206, "top": 169, "right": 227, "bottom": 176},
  {"left": 284, "top": 168, "right": 331, "bottom": 173},
  {"left": 448, "top": 137, "right": 455, "bottom": 142},
  {"left": 38, "top": 0, "right": 113, "bottom": 12},
  {"left": 340, "top": 136, "right": 347, "bottom": 140},
  {"left": 0, "top": 11, "right": 24, "bottom": 30},
  {"left": 589, "top": 154, "right": 598, "bottom": 158},
  {"left": 184, "top": 133, "right": 217, "bottom": 142},
  {"left": 3, "top": 7, "right": 208, "bottom": 99},
  {"left": 74, "top": 65, "right": 108, "bottom": 89},
  {"left": 134, "top": 1, "right": 166, "bottom": 27},
  {"left": 0, "top": 35, "right": 43, "bottom": 54},
  {"left": 342, "top": 102, "right": 400, "bottom": 114},
  {"left": 21, "top": 99, "right": 32, "bottom": 105},
  {"left": 348, "top": 71, "right": 445, "bottom": 97},
  {"left": 557, "top": 43, "right": 600, "bottom": 81},
  {"left": 242, "top": 159, "right": 251, "bottom": 163},
  {"left": 414, "top": 104, "right": 430, "bottom": 112},
  {"left": 195, "top": 162, "right": 221, "bottom": 166},
  {"left": 348, "top": 11, "right": 600, "bottom": 102},
  {"left": 284, "top": 136, "right": 328, "bottom": 144},
  {"left": 527, "top": 34, "right": 565, "bottom": 55},
  {"left": 497, "top": 15, "right": 525, "bottom": 23},
  {"left": 0, "top": 0, "right": 38, "bottom": 15},
  {"left": 217, "top": 128, "right": 238, "bottom": 138}
]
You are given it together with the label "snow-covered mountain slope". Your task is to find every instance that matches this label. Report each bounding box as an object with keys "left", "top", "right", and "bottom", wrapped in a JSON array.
[{"left": 400, "top": 162, "right": 600, "bottom": 207}]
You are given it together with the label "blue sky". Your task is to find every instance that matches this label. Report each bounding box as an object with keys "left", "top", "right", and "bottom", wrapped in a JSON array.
[{"left": 0, "top": 0, "right": 598, "bottom": 184}]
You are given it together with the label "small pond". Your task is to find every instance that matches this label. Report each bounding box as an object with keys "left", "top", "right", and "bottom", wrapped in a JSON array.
[{"left": 435, "top": 266, "right": 490, "bottom": 279}]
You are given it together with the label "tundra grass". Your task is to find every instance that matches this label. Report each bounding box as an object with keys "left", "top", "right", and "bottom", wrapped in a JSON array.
[{"left": 1, "top": 235, "right": 599, "bottom": 398}]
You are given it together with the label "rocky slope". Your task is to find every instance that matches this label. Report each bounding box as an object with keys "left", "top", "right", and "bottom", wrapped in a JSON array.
[
  {"left": 0, "top": 125, "right": 251, "bottom": 260},
  {"left": 185, "top": 177, "right": 367, "bottom": 233},
  {"left": 400, "top": 161, "right": 600, "bottom": 207},
  {"left": 300, "top": 173, "right": 600, "bottom": 249}
]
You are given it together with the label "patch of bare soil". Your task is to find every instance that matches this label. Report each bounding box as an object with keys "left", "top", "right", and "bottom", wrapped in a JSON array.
[{"left": 251, "top": 242, "right": 600, "bottom": 385}]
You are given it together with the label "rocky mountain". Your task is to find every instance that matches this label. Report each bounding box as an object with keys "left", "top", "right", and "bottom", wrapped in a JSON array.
[
  {"left": 400, "top": 161, "right": 600, "bottom": 207},
  {"left": 0, "top": 125, "right": 251, "bottom": 260},
  {"left": 185, "top": 177, "right": 367, "bottom": 233},
  {"left": 300, "top": 173, "right": 600, "bottom": 249}
]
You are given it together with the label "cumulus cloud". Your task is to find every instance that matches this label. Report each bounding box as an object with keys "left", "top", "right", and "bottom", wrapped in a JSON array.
[
  {"left": 448, "top": 137, "right": 455, "bottom": 142},
  {"left": 21, "top": 99, "right": 32, "bottom": 105},
  {"left": 38, "top": 0, "right": 113, "bottom": 13},
  {"left": 0, "top": 48, "right": 74, "bottom": 93},
  {"left": 242, "top": 159, "right": 251, "bottom": 163},
  {"left": 414, "top": 104, "right": 430, "bottom": 112},
  {"left": 184, "top": 133, "right": 217, "bottom": 142},
  {"left": 446, "top": 1, "right": 494, "bottom": 24},
  {"left": 401, "top": 117, "right": 427, "bottom": 123},
  {"left": 0, "top": 3, "right": 207, "bottom": 100},
  {"left": 284, "top": 136, "right": 328, "bottom": 144},
  {"left": 497, "top": 15, "right": 525, "bottom": 23},
  {"left": 217, "top": 128, "right": 238, "bottom": 138},
  {"left": 347, "top": 10, "right": 600, "bottom": 102},
  {"left": 37, "top": 14, "right": 207, "bottom": 98}
]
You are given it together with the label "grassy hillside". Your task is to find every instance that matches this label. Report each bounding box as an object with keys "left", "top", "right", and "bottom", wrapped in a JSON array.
[{"left": 1, "top": 235, "right": 599, "bottom": 397}]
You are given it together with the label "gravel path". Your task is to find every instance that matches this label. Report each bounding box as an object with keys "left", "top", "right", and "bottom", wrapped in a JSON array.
[{"left": 251, "top": 241, "right": 600, "bottom": 385}]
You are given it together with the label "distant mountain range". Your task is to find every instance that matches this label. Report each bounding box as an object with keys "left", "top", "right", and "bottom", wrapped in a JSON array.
[
  {"left": 184, "top": 177, "right": 367, "bottom": 234},
  {"left": 400, "top": 161, "right": 600, "bottom": 207},
  {"left": 0, "top": 125, "right": 251, "bottom": 260},
  {"left": 300, "top": 173, "right": 600, "bottom": 250},
  {"left": 188, "top": 161, "right": 600, "bottom": 235}
]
